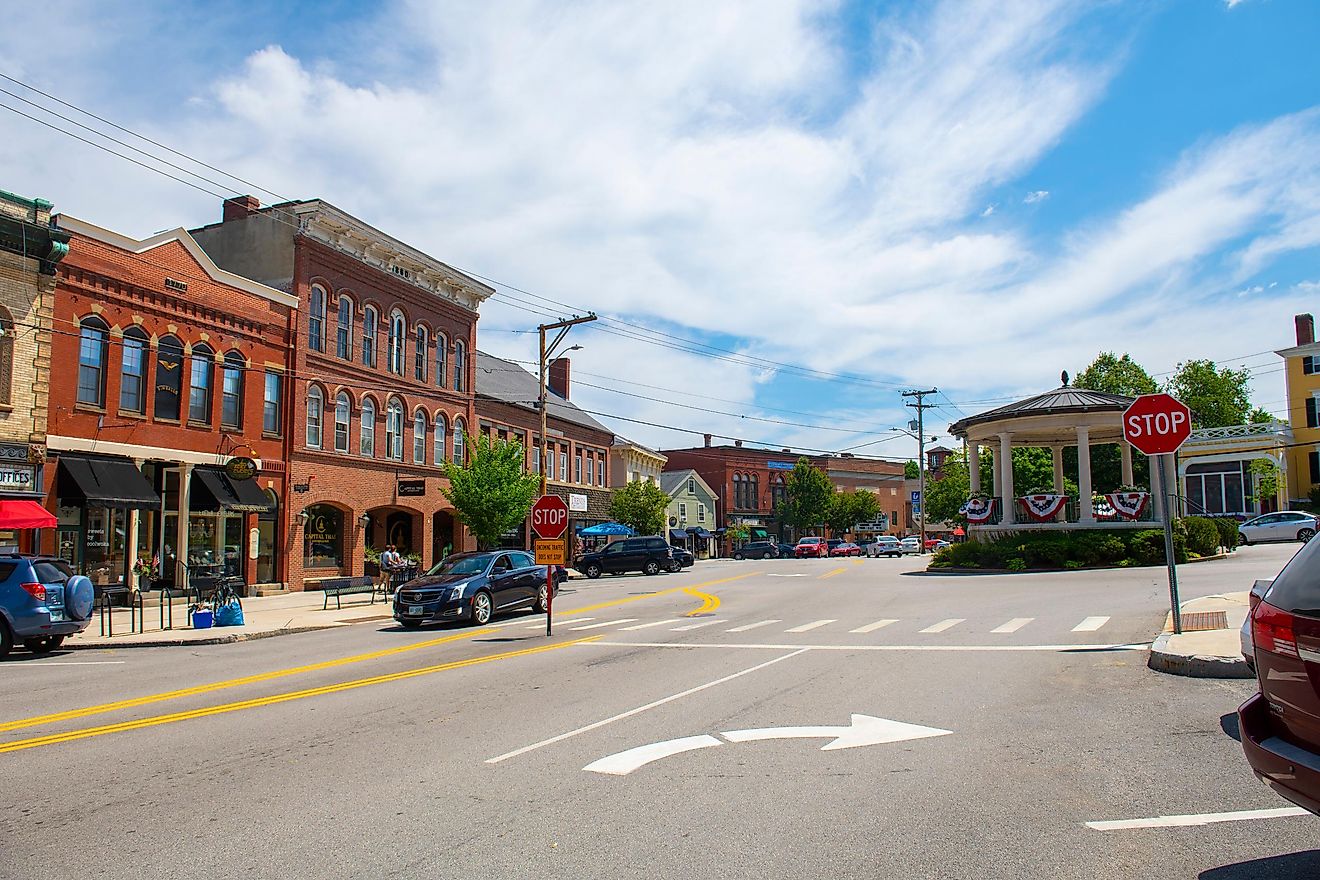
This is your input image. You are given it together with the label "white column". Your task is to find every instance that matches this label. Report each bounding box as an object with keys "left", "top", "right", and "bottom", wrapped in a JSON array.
[
  {"left": 176, "top": 463, "right": 193, "bottom": 592},
  {"left": 990, "top": 445, "right": 1000, "bottom": 498},
  {"left": 1120, "top": 442, "right": 1134, "bottom": 486},
  {"left": 1077, "top": 427, "right": 1093, "bottom": 522},
  {"left": 999, "top": 432, "right": 1014, "bottom": 524},
  {"left": 1051, "top": 445, "right": 1066, "bottom": 522},
  {"left": 968, "top": 443, "right": 981, "bottom": 494},
  {"left": 1149, "top": 455, "right": 1164, "bottom": 522}
]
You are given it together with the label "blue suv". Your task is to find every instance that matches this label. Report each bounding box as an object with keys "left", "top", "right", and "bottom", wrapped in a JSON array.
[{"left": 0, "top": 555, "right": 95, "bottom": 657}]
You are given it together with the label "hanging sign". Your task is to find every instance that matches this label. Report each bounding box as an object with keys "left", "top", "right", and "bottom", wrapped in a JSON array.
[{"left": 225, "top": 456, "right": 258, "bottom": 481}]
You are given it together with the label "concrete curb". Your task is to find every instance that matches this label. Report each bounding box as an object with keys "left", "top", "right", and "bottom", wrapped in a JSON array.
[
  {"left": 1146, "top": 632, "right": 1253, "bottom": 679},
  {"left": 64, "top": 623, "right": 339, "bottom": 650}
]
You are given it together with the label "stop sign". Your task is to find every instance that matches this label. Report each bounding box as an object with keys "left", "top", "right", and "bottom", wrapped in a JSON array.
[
  {"left": 1123, "top": 393, "right": 1192, "bottom": 455},
  {"left": 530, "top": 495, "right": 570, "bottom": 540}
]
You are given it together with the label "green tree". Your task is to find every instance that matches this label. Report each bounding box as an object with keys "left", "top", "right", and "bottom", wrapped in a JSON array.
[
  {"left": 780, "top": 458, "right": 834, "bottom": 534},
  {"left": 608, "top": 479, "right": 670, "bottom": 536},
  {"left": 1074, "top": 352, "right": 1158, "bottom": 396},
  {"left": 824, "top": 490, "right": 881, "bottom": 536},
  {"left": 904, "top": 460, "right": 920, "bottom": 480},
  {"left": 1248, "top": 407, "right": 1276, "bottom": 424},
  {"left": 1247, "top": 459, "right": 1281, "bottom": 506},
  {"left": 440, "top": 434, "right": 540, "bottom": 550},
  {"left": 1165, "top": 359, "right": 1252, "bottom": 428},
  {"left": 925, "top": 455, "right": 971, "bottom": 525}
]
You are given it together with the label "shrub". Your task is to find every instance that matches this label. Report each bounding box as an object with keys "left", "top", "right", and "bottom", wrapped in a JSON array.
[
  {"left": 1071, "top": 532, "right": 1126, "bottom": 566},
  {"left": 1064, "top": 560, "right": 1083, "bottom": 570},
  {"left": 1127, "top": 528, "right": 1187, "bottom": 565},
  {"left": 1007, "top": 558, "right": 1027, "bottom": 571},
  {"left": 932, "top": 541, "right": 983, "bottom": 568},
  {"left": 1212, "top": 517, "right": 1239, "bottom": 551},
  {"left": 1183, "top": 516, "right": 1221, "bottom": 556}
]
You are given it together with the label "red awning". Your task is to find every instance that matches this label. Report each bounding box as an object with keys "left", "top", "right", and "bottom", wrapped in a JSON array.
[
  {"left": 0, "top": 499, "right": 57, "bottom": 529},
  {"left": 953, "top": 527, "right": 966, "bottom": 536}
]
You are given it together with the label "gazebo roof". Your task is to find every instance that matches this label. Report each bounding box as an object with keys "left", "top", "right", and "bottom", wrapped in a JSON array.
[{"left": 949, "top": 386, "right": 1135, "bottom": 438}]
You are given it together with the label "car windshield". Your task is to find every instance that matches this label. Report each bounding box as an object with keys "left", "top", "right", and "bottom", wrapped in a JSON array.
[{"left": 426, "top": 554, "right": 491, "bottom": 576}]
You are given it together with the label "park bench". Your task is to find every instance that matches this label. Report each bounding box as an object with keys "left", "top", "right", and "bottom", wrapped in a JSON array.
[{"left": 320, "top": 576, "right": 377, "bottom": 610}]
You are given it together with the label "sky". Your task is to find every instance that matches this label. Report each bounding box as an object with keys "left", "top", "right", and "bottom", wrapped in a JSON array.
[{"left": 2, "top": 0, "right": 1318, "bottom": 460}]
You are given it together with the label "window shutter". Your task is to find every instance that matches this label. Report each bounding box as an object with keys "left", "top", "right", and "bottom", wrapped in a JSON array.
[
  {"left": 1309, "top": 397, "right": 1318, "bottom": 429},
  {"left": 1310, "top": 451, "right": 1320, "bottom": 486}
]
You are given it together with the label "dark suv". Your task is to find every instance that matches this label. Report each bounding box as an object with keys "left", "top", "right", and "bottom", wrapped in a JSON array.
[
  {"left": 578, "top": 537, "right": 675, "bottom": 578},
  {"left": 0, "top": 555, "right": 96, "bottom": 657},
  {"left": 1239, "top": 536, "right": 1320, "bottom": 814},
  {"left": 732, "top": 541, "right": 778, "bottom": 561}
]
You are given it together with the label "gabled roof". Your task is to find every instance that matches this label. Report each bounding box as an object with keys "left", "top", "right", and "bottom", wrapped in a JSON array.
[
  {"left": 659, "top": 468, "right": 714, "bottom": 499},
  {"left": 949, "top": 386, "right": 1135, "bottom": 436},
  {"left": 475, "top": 350, "right": 611, "bottom": 435}
]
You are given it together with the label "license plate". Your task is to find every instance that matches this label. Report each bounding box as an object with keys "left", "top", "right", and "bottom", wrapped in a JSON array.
[{"left": 409, "top": 605, "right": 424, "bottom": 616}]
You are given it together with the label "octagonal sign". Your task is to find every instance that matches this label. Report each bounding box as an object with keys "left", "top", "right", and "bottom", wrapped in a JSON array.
[
  {"left": 530, "top": 495, "right": 570, "bottom": 540},
  {"left": 1123, "top": 393, "right": 1192, "bottom": 456}
]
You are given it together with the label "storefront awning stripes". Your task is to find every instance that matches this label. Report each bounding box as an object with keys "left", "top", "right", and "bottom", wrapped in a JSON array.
[
  {"left": 191, "top": 467, "right": 274, "bottom": 513},
  {"left": 57, "top": 455, "right": 160, "bottom": 509},
  {"left": 0, "top": 499, "right": 56, "bottom": 529}
]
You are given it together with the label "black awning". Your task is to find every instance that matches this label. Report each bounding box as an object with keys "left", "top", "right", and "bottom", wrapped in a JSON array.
[
  {"left": 57, "top": 455, "right": 160, "bottom": 509},
  {"left": 688, "top": 528, "right": 714, "bottom": 539},
  {"left": 668, "top": 529, "right": 689, "bottom": 542},
  {"left": 191, "top": 467, "right": 274, "bottom": 513}
]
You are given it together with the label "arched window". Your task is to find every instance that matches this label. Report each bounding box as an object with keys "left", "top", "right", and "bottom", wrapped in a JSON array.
[
  {"left": 434, "top": 413, "right": 448, "bottom": 465},
  {"left": 413, "top": 410, "right": 427, "bottom": 463},
  {"left": 435, "top": 333, "right": 447, "bottom": 388},
  {"left": 749, "top": 474, "right": 759, "bottom": 510},
  {"left": 334, "top": 391, "right": 351, "bottom": 453},
  {"left": 732, "top": 474, "right": 743, "bottom": 510},
  {"left": 188, "top": 343, "right": 214, "bottom": 424},
  {"left": 309, "top": 285, "right": 327, "bottom": 353},
  {"left": 771, "top": 475, "right": 787, "bottom": 509},
  {"left": 414, "top": 326, "right": 428, "bottom": 382},
  {"left": 336, "top": 295, "right": 354, "bottom": 360},
  {"left": 154, "top": 334, "right": 184, "bottom": 421},
  {"left": 360, "top": 398, "right": 376, "bottom": 457},
  {"left": 306, "top": 385, "right": 324, "bottom": 449},
  {"left": 119, "top": 326, "right": 149, "bottom": 414},
  {"left": 453, "top": 339, "right": 466, "bottom": 392},
  {"left": 221, "top": 351, "right": 245, "bottom": 429},
  {"left": 387, "top": 310, "right": 406, "bottom": 375},
  {"left": 386, "top": 398, "right": 404, "bottom": 461},
  {"left": 77, "top": 316, "right": 110, "bottom": 407},
  {"left": 362, "top": 306, "right": 378, "bottom": 367},
  {"left": 453, "top": 417, "right": 466, "bottom": 463}
]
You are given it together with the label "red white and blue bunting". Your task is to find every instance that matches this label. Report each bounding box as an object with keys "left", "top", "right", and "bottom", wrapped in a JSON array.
[
  {"left": 1019, "top": 494, "right": 1067, "bottom": 522},
  {"left": 963, "top": 497, "right": 994, "bottom": 524},
  {"left": 1106, "top": 491, "right": 1150, "bottom": 520}
]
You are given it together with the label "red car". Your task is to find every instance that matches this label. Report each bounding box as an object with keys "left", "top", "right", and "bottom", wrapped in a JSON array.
[
  {"left": 830, "top": 542, "right": 862, "bottom": 557},
  {"left": 1239, "top": 538, "right": 1320, "bottom": 815},
  {"left": 794, "top": 537, "right": 829, "bottom": 558}
]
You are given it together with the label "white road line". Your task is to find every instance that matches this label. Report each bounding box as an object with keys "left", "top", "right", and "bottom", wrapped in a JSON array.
[
  {"left": 485, "top": 649, "right": 810, "bottom": 764},
  {"left": 726, "top": 620, "right": 781, "bottom": 632},
  {"left": 991, "top": 618, "right": 1034, "bottom": 634},
  {"left": 569, "top": 619, "right": 638, "bottom": 631},
  {"left": 850, "top": 619, "right": 898, "bottom": 634},
  {"left": 785, "top": 619, "right": 837, "bottom": 633},
  {"left": 1085, "top": 806, "right": 1310, "bottom": 831},
  {"left": 920, "top": 618, "right": 965, "bottom": 634},
  {"left": 671, "top": 619, "right": 722, "bottom": 631},
  {"left": 1072, "top": 616, "right": 1110, "bottom": 632},
  {"left": 6, "top": 660, "right": 128, "bottom": 667},
  {"left": 619, "top": 619, "right": 684, "bottom": 631},
  {"left": 584, "top": 641, "right": 1149, "bottom": 653}
]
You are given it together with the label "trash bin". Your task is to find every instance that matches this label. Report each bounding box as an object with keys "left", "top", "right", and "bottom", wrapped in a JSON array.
[{"left": 192, "top": 608, "right": 214, "bottom": 629}]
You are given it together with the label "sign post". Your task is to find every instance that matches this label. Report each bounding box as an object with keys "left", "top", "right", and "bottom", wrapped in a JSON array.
[
  {"left": 530, "top": 495, "right": 570, "bottom": 636},
  {"left": 1122, "top": 393, "right": 1193, "bottom": 634}
]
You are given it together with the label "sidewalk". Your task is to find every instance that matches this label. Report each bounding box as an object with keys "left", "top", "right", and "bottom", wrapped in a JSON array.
[{"left": 1147, "top": 591, "right": 1253, "bottom": 679}]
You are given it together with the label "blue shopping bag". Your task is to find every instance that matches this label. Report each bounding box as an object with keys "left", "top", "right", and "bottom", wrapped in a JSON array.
[{"left": 214, "top": 599, "right": 245, "bottom": 627}]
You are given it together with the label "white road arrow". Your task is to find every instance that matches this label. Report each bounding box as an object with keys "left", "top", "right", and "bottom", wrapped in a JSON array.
[{"left": 722, "top": 714, "right": 952, "bottom": 751}]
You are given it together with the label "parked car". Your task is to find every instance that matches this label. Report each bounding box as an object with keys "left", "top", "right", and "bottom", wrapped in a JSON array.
[
  {"left": 0, "top": 554, "right": 98, "bottom": 656},
  {"left": 932, "top": 540, "right": 951, "bottom": 551},
  {"left": 830, "top": 542, "right": 862, "bottom": 557},
  {"left": 1239, "top": 536, "right": 1320, "bottom": 815},
  {"left": 898, "top": 537, "right": 923, "bottom": 555},
  {"left": 794, "top": 537, "right": 829, "bottom": 558},
  {"left": 827, "top": 539, "right": 843, "bottom": 553},
  {"left": 393, "top": 550, "right": 559, "bottom": 628},
  {"left": 669, "top": 547, "right": 695, "bottom": 571},
  {"left": 865, "top": 536, "right": 903, "bottom": 558},
  {"left": 577, "top": 536, "right": 676, "bottom": 578},
  {"left": 775, "top": 543, "right": 796, "bottom": 558},
  {"left": 732, "top": 541, "right": 779, "bottom": 561},
  {"left": 1241, "top": 578, "right": 1274, "bottom": 673},
  {"left": 1239, "top": 511, "right": 1318, "bottom": 545}
]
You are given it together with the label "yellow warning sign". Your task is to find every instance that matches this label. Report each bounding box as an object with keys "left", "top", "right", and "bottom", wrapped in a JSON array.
[{"left": 535, "top": 539, "right": 567, "bottom": 566}]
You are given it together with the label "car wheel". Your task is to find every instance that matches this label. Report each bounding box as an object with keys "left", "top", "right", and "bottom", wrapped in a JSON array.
[
  {"left": 1301, "top": 528, "right": 1315, "bottom": 543},
  {"left": 0, "top": 620, "right": 12, "bottom": 658},
  {"left": 585, "top": 563, "right": 602, "bottom": 579},
  {"left": 644, "top": 560, "right": 661, "bottom": 576},
  {"left": 23, "top": 635, "right": 63, "bottom": 653},
  {"left": 470, "top": 591, "right": 493, "bottom": 626},
  {"left": 761, "top": 552, "right": 771, "bottom": 560},
  {"left": 399, "top": 619, "right": 422, "bottom": 630},
  {"left": 533, "top": 583, "right": 549, "bottom": 613},
  {"left": 732, "top": 552, "right": 744, "bottom": 560},
  {"left": 1237, "top": 533, "right": 1249, "bottom": 546},
  {"left": 668, "top": 560, "right": 681, "bottom": 573}
]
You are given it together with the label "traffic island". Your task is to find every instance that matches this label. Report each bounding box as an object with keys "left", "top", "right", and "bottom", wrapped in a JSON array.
[{"left": 1146, "top": 592, "right": 1253, "bottom": 679}]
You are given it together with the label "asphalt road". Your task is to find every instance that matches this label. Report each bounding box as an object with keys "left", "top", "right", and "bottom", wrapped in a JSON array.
[{"left": 3, "top": 544, "right": 1316, "bottom": 879}]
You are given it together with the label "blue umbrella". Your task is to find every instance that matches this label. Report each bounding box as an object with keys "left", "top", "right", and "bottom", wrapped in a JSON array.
[{"left": 578, "top": 522, "right": 636, "bottom": 537}]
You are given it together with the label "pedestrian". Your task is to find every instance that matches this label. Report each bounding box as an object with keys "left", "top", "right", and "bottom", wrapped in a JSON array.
[{"left": 377, "top": 545, "right": 396, "bottom": 594}]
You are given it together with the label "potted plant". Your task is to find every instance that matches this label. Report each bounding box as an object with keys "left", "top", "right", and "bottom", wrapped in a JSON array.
[{"left": 364, "top": 546, "right": 381, "bottom": 577}]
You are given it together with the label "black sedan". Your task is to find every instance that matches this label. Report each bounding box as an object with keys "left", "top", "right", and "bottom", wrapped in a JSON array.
[
  {"left": 393, "top": 550, "right": 562, "bottom": 628},
  {"left": 669, "top": 547, "right": 695, "bottom": 571}
]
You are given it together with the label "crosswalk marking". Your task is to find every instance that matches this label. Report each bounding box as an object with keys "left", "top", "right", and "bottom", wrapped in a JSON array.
[
  {"left": 920, "top": 618, "right": 965, "bottom": 634},
  {"left": 671, "top": 619, "right": 722, "bottom": 631},
  {"left": 726, "top": 620, "right": 781, "bottom": 633},
  {"left": 1072, "top": 616, "right": 1110, "bottom": 632},
  {"left": 991, "top": 617, "right": 1034, "bottom": 634},
  {"left": 785, "top": 619, "right": 837, "bottom": 633},
  {"left": 619, "top": 619, "right": 684, "bottom": 631},
  {"left": 850, "top": 619, "right": 898, "bottom": 634},
  {"left": 570, "top": 619, "right": 639, "bottom": 631}
]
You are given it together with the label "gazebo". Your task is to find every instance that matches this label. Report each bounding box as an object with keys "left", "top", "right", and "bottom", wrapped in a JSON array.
[{"left": 948, "top": 375, "right": 1161, "bottom": 536}]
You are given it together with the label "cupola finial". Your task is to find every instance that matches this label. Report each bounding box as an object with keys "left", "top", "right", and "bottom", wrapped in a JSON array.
[{"left": 1061, "top": 370, "right": 1070, "bottom": 387}]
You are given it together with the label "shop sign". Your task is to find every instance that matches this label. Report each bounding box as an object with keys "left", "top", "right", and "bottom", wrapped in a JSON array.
[
  {"left": 293, "top": 482, "right": 311, "bottom": 493},
  {"left": 225, "top": 456, "right": 258, "bottom": 481},
  {"left": 767, "top": 461, "right": 795, "bottom": 470},
  {"left": 398, "top": 479, "right": 426, "bottom": 497},
  {"left": 305, "top": 511, "right": 338, "bottom": 543},
  {"left": 568, "top": 493, "right": 588, "bottom": 512},
  {"left": 0, "top": 464, "right": 36, "bottom": 492}
]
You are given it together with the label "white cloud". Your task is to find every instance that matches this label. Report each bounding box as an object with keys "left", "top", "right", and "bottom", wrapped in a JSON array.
[
  {"left": 981, "top": 204, "right": 997, "bottom": 217},
  {"left": 1023, "top": 190, "right": 1050, "bottom": 203}
]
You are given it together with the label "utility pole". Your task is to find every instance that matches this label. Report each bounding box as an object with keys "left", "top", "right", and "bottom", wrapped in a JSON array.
[
  {"left": 538, "top": 314, "right": 596, "bottom": 636},
  {"left": 903, "top": 388, "right": 938, "bottom": 553}
]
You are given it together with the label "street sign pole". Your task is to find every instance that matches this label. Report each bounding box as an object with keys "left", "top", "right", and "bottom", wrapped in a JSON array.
[{"left": 1158, "top": 454, "right": 1183, "bottom": 634}]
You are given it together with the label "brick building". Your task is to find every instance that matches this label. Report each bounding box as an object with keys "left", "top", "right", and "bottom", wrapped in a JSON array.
[
  {"left": 474, "top": 351, "right": 614, "bottom": 546},
  {"left": 43, "top": 214, "right": 295, "bottom": 594},
  {"left": 0, "top": 190, "right": 66, "bottom": 549},
  {"left": 192, "top": 197, "right": 493, "bottom": 590}
]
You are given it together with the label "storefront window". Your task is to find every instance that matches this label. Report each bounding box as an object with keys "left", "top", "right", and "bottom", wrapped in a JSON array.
[
  {"left": 304, "top": 504, "right": 343, "bottom": 569},
  {"left": 84, "top": 506, "right": 127, "bottom": 587}
]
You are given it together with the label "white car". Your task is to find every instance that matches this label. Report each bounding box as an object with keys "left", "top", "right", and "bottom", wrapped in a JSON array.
[
  {"left": 1238, "top": 511, "right": 1318, "bottom": 546},
  {"left": 865, "top": 537, "right": 903, "bottom": 558},
  {"left": 898, "top": 537, "right": 922, "bottom": 555}
]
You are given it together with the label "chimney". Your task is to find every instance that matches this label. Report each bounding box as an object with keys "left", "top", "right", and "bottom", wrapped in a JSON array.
[
  {"left": 548, "top": 357, "right": 571, "bottom": 400},
  {"left": 734, "top": 439, "right": 743, "bottom": 447},
  {"left": 1297, "top": 314, "right": 1315, "bottom": 346},
  {"left": 223, "top": 195, "right": 261, "bottom": 222},
  {"left": 703, "top": 434, "right": 712, "bottom": 447}
]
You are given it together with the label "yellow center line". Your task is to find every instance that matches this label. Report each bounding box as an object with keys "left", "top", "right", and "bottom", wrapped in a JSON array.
[
  {"left": 556, "top": 571, "right": 758, "bottom": 616},
  {"left": 819, "top": 567, "right": 849, "bottom": 579},
  {"left": 682, "top": 588, "right": 721, "bottom": 617},
  {"left": 0, "top": 627, "right": 496, "bottom": 734},
  {"left": 0, "top": 636, "right": 599, "bottom": 755}
]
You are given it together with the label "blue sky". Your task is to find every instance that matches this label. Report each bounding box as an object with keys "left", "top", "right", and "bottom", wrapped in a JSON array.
[{"left": 2, "top": 0, "right": 1318, "bottom": 458}]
